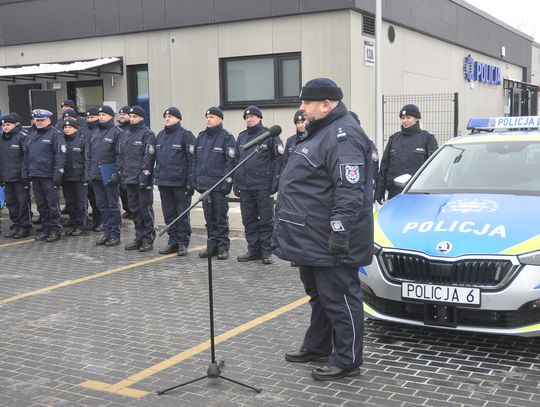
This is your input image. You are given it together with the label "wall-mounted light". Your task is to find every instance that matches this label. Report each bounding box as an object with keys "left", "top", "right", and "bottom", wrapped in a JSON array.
[{"left": 501, "top": 46, "right": 506, "bottom": 58}]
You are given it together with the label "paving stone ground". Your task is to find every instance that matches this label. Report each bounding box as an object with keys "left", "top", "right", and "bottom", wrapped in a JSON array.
[{"left": 0, "top": 214, "right": 539, "bottom": 407}]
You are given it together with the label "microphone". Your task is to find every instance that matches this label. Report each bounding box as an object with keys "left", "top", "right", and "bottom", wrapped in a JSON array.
[{"left": 241, "top": 125, "right": 282, "bottom": 151}]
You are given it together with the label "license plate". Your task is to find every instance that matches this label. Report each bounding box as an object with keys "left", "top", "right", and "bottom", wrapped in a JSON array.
[{"left": 401, "top": 282, "right": 480, "bottom": 305}]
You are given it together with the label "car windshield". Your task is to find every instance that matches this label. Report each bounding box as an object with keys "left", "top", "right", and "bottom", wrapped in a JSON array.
[{"left": 408, "top": 139, "right": 540, "bottom": 196}]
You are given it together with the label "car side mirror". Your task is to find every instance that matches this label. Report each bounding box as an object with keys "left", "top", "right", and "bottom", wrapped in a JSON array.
[{"left": 393, "top": 174, "right": 412, "bottom": 189}]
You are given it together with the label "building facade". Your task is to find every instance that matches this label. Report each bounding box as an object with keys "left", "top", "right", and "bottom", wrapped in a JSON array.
[{"left": 0, "top": 0, "right": 537, "bottom": 143}]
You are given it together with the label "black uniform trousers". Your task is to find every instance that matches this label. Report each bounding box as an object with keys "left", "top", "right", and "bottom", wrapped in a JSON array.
[
  {"left": 201, "top": 190, "right": 230, "bottom": 253},
  {"left": 91, "top": 180, "right": 121, "bottom": 239},
  {"left": 158, "top": 186, "right": 191, "bottom": 247},
  {"left": 4, "top": 181, "right": 31, "bottom": 232},
  {"left": 87, "top": 184, "right": 101, "bottom": 227},
  {"left": 299, "top": 264, "right": 364, "bottom": 370},
  {"left": 62, "top": 181, "right": 87, "bottom": 229},
  {"left": 239, "top": 189, "right": 274, "bottom": 255},
  {"left": 32, "top": 177, "right": 61, "bottom": 235},
  {"left": 126, "top": 184, "right": 155, "bottom": 246},
  {"left": 119, "top": 184, "right": 130, "bottom": 215}
]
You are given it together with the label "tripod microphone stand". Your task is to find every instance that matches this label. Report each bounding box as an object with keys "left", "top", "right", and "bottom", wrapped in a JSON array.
[{"left": 157, "top": 144, "right": 269, "bottom": 396}]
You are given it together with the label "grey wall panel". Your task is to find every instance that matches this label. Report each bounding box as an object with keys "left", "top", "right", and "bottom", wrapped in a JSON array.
[
  {"left": 164, "top": 0, "right": 214, "bottom": 27},
  {"left": 119, "top": 0, "right": 143, "bottom": 33},
  {"left": 410, "top": 0, "right": 456, "bottom": 39},
  {"left": 142, "top": 0, "right": 165, "bottom": 30},
  {"left": 269, "top": 0, "right": 299, "bottom": 17},
  {"left": 94, "top": 0, "right": 121, "bottom": 37},
  {"left": 300, "top": 0, "right": 353, "bottom": 13},
  {"left": 214, "top": 0, "right": 270, "bottom": 22}
]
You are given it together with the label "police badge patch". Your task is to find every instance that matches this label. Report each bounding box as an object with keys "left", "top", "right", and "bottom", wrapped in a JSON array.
[
  {"left": 341, "top": 163, "right": 360, "bottom": 184},
  {"left": 188, "top": 144, "right": 195, "bottom": 154},
  {"left": 60, "top": 145, "right": 67, "bottom": 153},
  {"left": 277, "top": 143, "right": 285, "bottom": 155},
  {"left": 331, "top": 220, "right": 345, "bottom": 232},
  {"left": 148, "top": 145, "right": 155, "bottom": 155},
  {"left": 228, "top": 147, "right": 236, "bottom": 158}
]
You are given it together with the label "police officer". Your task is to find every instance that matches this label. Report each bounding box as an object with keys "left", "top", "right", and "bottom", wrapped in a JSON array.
[
  {"left": 235, "top": 105, "right": 284, "bottom": 265},
  {"left": 56, "top": 100, "right": 87, "bottom": 131},
  {"left": 61, "top": 119, "right": 88, "bottom": 236},
  {"left": 87, "top": 105, "right": 123, "bottom": 247},
  {"left": 273, "top": 78, "right": 375, "bottom": 381},
  {"left": 282, "top": 110, "right": 306, "bottom": 169},
  {"left": 155, "top": 107, "right": 196, "bottom": 256},
  {"left": 192, "top": 107, "right": 236, "bottom": 259},
  {"left": 121, "top": 105, "right": 157, "bottom": 252},
  {"left": 84, "top": 107, "right": 102, "bottom": 231},
  {"left": 117, "top": 105, "right": 132, "bottom": 220},
  {"left": 25, "top": 109, "right": 66, "bottom": 242},
  {"left": 0, "top": 114, "right": 31, "bottom": 238},
  {"left": 374, "top": 104, "right": 437, "bottom": 203}
]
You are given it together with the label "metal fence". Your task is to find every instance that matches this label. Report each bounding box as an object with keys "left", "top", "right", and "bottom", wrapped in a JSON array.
[{"left": 382, "top": 92, "right": 458, "bottom": 147}]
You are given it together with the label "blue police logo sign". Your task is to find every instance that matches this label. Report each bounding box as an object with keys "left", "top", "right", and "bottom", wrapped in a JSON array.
[{"left": 463, "top": 54, "right": 474, "bottom": 82}]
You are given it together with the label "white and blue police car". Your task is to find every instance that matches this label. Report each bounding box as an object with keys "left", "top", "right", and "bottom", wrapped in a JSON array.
[{"left": 361, "top": 116, "right": 540, "bottom": 337}]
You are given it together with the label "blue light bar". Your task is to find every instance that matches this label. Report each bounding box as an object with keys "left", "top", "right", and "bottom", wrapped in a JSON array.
[{"left": 467, "top": 116, "right": 540, "bottom": 130}]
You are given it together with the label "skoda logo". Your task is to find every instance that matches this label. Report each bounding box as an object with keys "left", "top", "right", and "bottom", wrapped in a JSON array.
[{"left": 436, "top": 241, "right": 452, "bottom": 254}]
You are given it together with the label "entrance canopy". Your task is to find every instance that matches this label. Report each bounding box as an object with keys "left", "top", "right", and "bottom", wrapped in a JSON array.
[{"left": 0, "top": 57, "right": 123, "bottom": 82}]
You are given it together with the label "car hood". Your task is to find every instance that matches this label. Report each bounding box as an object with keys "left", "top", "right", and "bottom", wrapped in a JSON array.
[{"left": 374, "top": 193, "right": 540, "bottom": 257}]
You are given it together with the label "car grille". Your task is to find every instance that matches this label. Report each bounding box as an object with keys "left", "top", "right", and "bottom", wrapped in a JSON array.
[{"left": 380, "top": 252, "right": 516, "bottom": 287}]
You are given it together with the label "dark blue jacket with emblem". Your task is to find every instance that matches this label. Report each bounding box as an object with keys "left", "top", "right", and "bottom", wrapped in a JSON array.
[
  {"left": 86, "top": 119, "right": 123, "bottom": 181},
  {"left": 63, "top": 130, "right": 88, "bottom": 182},
  {"left": 234, "top": 122, "right": 284, "bottom": 191},
  {"left": 24, "top": 124, "right": 66, "bottom": 180},
  {"left": 120, "top": 122, "right": 157, "bottom": 186},
  {"left": 154, "top": 122, "right": 196, "bottom": 187},
  {"left": 0, "top": 126, "right": 27, "bottom": 182},
  {"left": 272, "top": 102, "right": 375, "bottom": 267},
  {"left": 192, "top": 123, "right": 236, "bottom": 193}
]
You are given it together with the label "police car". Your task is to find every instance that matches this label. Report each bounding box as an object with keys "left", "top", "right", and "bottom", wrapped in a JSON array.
[{"left": 361, "top": 116, "right": 540, "bottom": 337}]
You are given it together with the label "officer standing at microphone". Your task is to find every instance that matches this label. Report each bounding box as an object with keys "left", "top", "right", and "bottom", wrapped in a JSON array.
[
  {"left": 273, "top": 78, "right": 375, "bottom": 381},
  {"left": 121, "top": 105, "right": 157, "bottom": 252},
  {"left": 235, "top": 106, "right": 284, "bottom": 265},
  {"left": 192, "top": 107, "right": 236, "bottom": 260},
  {"left": 154, "top": 107, "right": 196, "bottom": 256}
]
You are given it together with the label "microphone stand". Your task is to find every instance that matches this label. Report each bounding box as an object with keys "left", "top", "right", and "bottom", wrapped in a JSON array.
[{"left": 157, "top": 144, "right": 264, "bottom": 396}]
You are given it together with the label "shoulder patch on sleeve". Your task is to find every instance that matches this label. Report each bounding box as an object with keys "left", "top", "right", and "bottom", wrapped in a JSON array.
[
  {"left": 336, "top": 127, "right": 347, "bottom": 140},
  {"left": 331, "top": 220, "right": 345, "bottom": 232},
  {"left": 340, "top": 163, "right": 361, "bottom": 184}
]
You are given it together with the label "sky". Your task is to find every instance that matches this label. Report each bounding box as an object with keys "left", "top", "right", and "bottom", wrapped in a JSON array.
[{"left": 464, "top": 0, "right": 540, "bottom": 42}]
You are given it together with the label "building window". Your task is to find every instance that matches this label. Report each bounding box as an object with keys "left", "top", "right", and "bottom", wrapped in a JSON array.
[
  {"left": 220, "top": 53, "right": 301, "bottom": 108},
  {"left": 127, "top": 64, "right": 150, "bottom": 126}
]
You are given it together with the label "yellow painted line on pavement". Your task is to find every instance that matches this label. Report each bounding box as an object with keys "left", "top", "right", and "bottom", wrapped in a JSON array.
[
  {"left": 0, "top": 238, "right": 34, "bottom": 248},
  {"left": 80, "top": 295, "right": 310, "bottom": 398},
  {"left": 0, "top": 243, "right": 207, "bottom": 305}
]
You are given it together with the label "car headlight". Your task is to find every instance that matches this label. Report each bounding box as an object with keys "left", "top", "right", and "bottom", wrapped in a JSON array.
[{"left": 518, "top": 250, "right": 540, "bottom": 266}]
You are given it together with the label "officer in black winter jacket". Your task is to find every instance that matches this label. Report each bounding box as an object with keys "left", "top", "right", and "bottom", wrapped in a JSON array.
[
  {"left": 192, "top": 106, "right": 236, "bottom": 260},
  {"left": 117, "top": 105, "right": 132, "bottom": 220},
  {"left": 121, "top": 105, "right": 157, "bottom": 252},
  {"left": 155, "top": 107, "right": 196, "bottom": 256},
  {"left": 282, "top": 110, "right": 306, "bottom": 169},
  {"left": 0, "top": 114, "right": 31, "bottom": 238},
  {"left": 55, "top": 100, "right": 87, "bottom": 132},
  {"left": 374, "top": 104, "right": 438, "bottom": 203},
  {"left": 84, "top": 107, "right": 102, "bottom": 231},
  {"left": 61, "top": 119, "right": 88, "bottom": 236},
  {"left": 25, "top": 109, "right": 66, "bottom": 242},
  {"left": 273, "top": 78, "right": 375, "bottom": 382},
  {"left": 235, "top": 105, "right": 284, "bottom": 265},
  {"left": 87, "top": 105, "right": 123, "bottom": 247}
]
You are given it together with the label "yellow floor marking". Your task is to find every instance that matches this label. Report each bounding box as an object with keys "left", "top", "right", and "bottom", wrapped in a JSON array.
[
  {"left": 0, "top": 243, "right": 208, "bottom": 305},
  {"left": 0, "top": 238, "right": 34, "bottom": 248},
  {"left": 80, "top": 295, "right": 310, "bottom": 398}
]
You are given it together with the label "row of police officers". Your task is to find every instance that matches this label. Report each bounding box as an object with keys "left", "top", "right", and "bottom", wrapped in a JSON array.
[{"left": 0, "top": 102, "right": 287, "bottom": 263}]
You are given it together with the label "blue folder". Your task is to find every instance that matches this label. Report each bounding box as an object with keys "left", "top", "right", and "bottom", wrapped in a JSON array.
[
  {"left": 99, "top": 163, "right": 115, "bottom": 184},
  {"left": 0, "top": 186, "right": 4, "bottom": 208}
]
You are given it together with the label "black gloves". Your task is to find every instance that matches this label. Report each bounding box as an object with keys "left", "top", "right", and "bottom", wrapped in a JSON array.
[
  {"left": 374, "top": 193, "right": 385, "bottom": 205},
  {"left": 270, "top": 182, "right": 279, "bottom": 195},
  {"left": 186, "top": 186, "right": 194, "bottom": 196},
  {"left": 328, "top": 231, "right": 349, "bottom": 255},
  {"left": 233, "top": 186, "right": 240, "bottom": 197},
  {"left": 23, "top": 178, "right": 31, "bottom": 189},
  {"left": 53, "top": 176, "right": 62, "bottom": 188},
  {"left": 109, "top": 173, "right": 120, "bottom": 185},
  {"left": 138, "top": 183, "right": 148, "bottom": 190}
]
